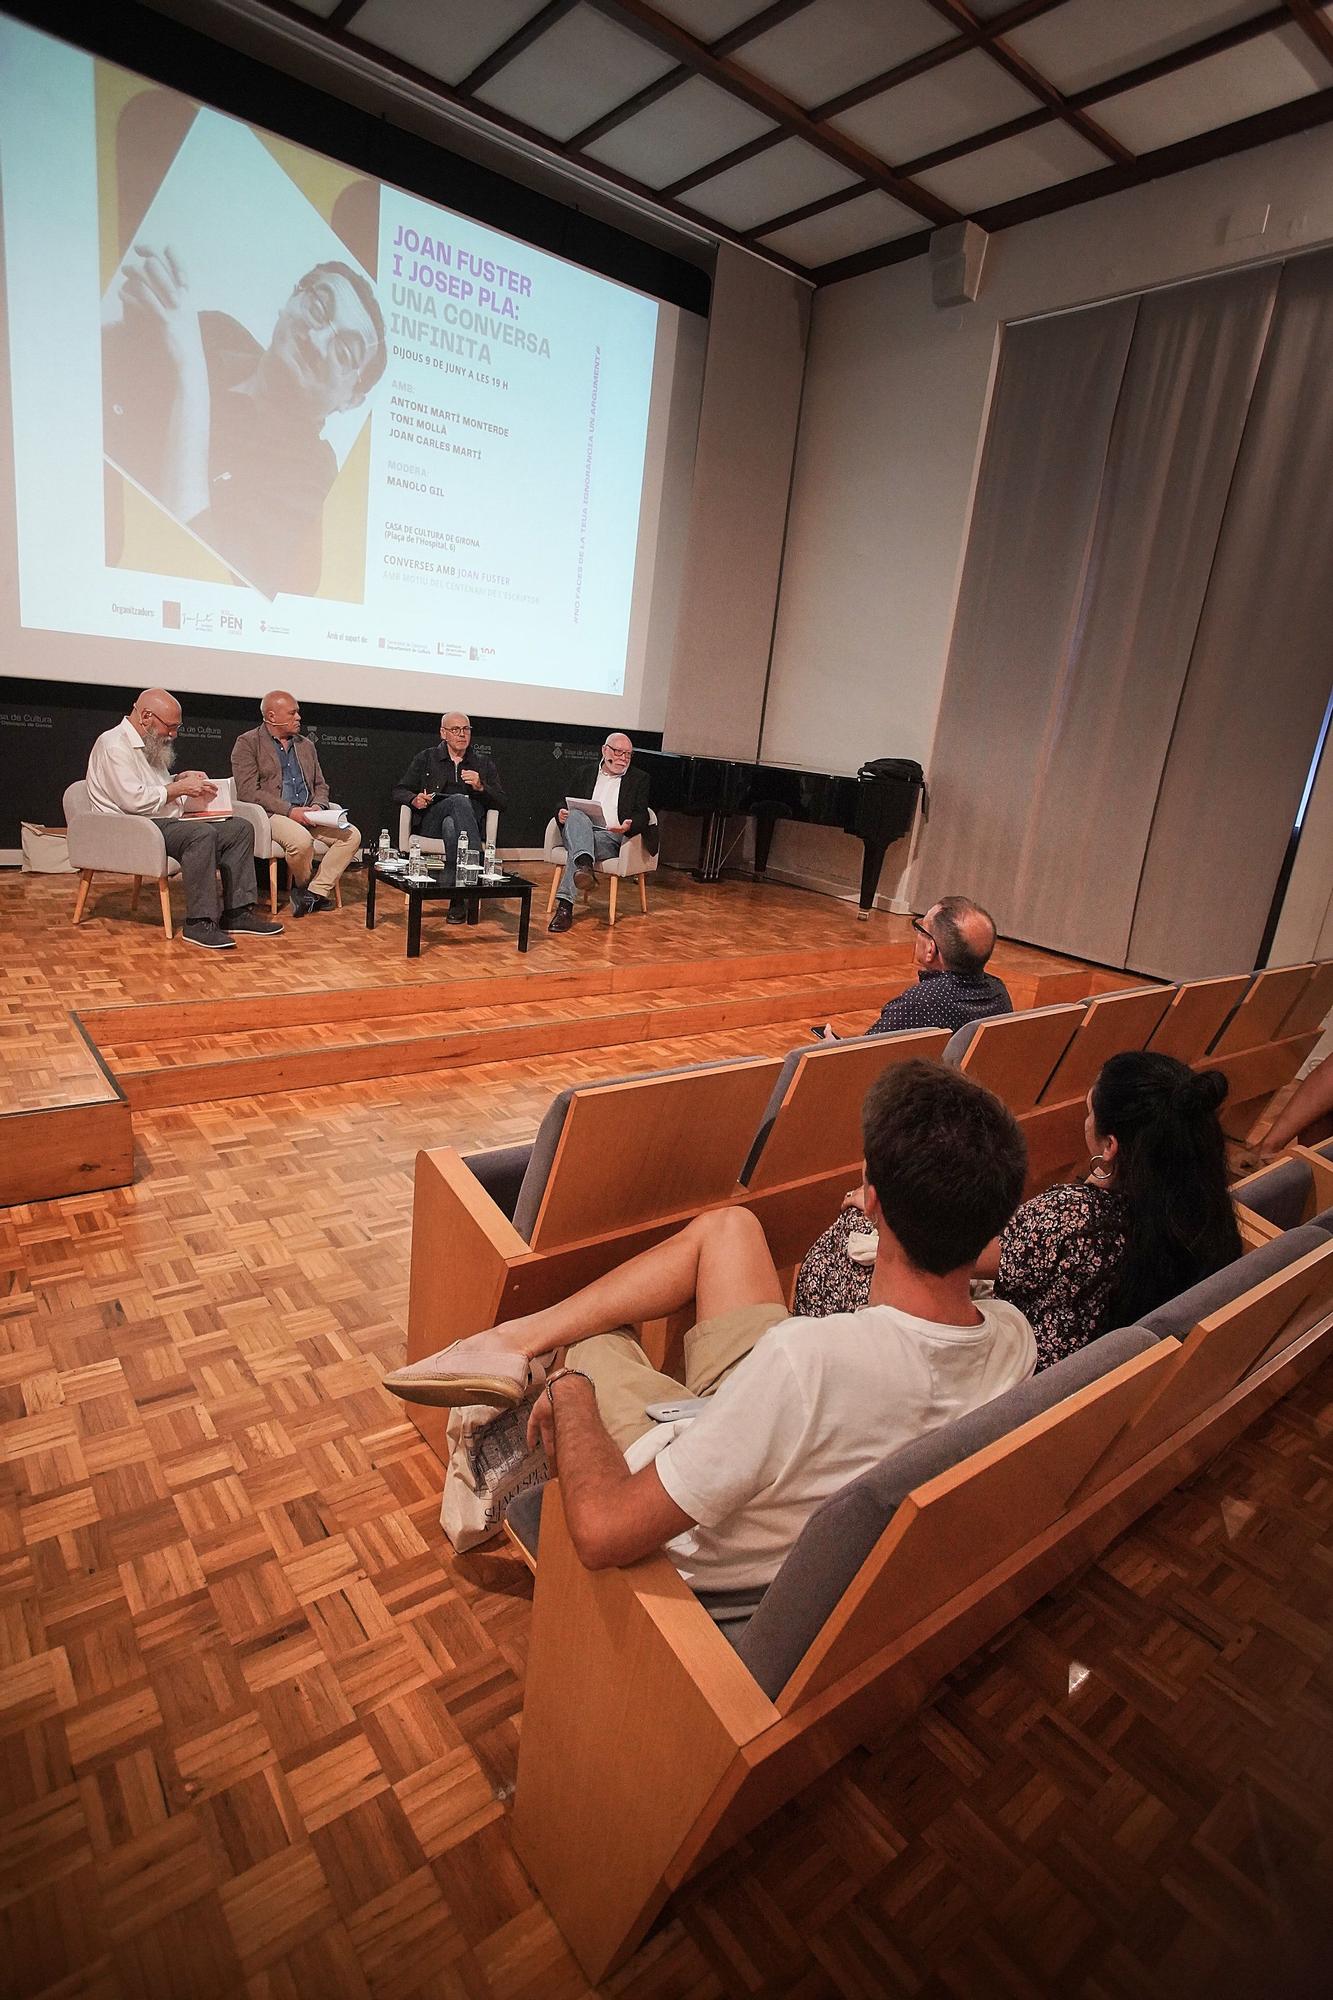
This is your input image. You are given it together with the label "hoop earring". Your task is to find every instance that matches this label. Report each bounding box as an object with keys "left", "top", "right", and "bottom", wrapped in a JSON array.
[{"left": 1088, "top": 1153, "right": 1114, "bottom": 1186}]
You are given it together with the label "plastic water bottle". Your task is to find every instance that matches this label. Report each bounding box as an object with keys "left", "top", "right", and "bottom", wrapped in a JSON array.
[
  {"left": 483, "top": 840, "right": 498, "bottom": 881},
  {"left": 408, "top": 834, "right": 422, "bottom": 877},
  {"left": 456, "top": 829, "right": 470, "bottom": 884},
  {"left": 378, "top": 827, "right": 390, "bottom": 863}
]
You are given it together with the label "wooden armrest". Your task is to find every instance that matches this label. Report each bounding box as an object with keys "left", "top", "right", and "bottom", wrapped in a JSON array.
[{"left": 511, "top": 1482, "right": 776, "bottom": 1981}]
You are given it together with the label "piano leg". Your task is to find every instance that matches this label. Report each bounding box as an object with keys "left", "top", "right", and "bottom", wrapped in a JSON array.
[
  {"left": 693, "top": 811, "right": 730, "bottom": 882},
  {"left": 858, "top": 836, "right": 890, "bottom": 917}
]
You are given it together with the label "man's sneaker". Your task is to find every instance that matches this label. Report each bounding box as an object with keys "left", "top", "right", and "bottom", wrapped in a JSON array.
[
  {"left": 290, "top": 889, "right": 331, "bottom": 918},
  {"left": 182, "top": 920, "right": 236, "bottom": 951},
  {"left": 290, "top": 883, "right": 314, "bottom": 916},
  {"left": 221, "top": 908, "right": 285, "bottom": 937}
]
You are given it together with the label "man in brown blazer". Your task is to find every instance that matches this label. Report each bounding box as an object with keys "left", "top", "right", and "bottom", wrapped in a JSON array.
[{"left": 231, "top": 691, "right": 361, "bottom": 915}]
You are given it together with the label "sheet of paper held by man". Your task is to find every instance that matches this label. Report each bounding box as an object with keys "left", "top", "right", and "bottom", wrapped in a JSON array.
[{"left": 563, "top": 797, "right": 606, "bottom": 826}]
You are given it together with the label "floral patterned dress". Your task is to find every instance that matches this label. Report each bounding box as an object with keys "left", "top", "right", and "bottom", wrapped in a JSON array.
[{"left": 793, "top": 1183, "right": 1130, "bottom": 1371}]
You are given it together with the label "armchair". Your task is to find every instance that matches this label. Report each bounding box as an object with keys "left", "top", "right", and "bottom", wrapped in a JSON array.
[
  {"left": 64, "top": 782, "right": 267, "bottom": 939},
  {"left": 543, "top": 809, "right": 659, "bottom": 926},
  {"left": 397, "top": 802, "right": 499, "bottom": 866}
]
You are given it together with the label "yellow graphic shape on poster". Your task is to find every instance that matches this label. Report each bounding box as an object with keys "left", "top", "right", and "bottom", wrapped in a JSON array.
[
  {"left": 317, "top": 420, "right": 372, "bottom": 603},
  {"left": 257, "top": 131, "right": 362, "bottom": 229},
  {"left": 94, "top": 62, "right": 195, "bottom": 289},
  {"left": 116, "top": 478, "right": 236, "bottom": 588}
]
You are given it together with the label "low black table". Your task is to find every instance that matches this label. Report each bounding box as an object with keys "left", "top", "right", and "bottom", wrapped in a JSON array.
[{"left": 365, "top": 861, "right": 533, "bottom": 956}]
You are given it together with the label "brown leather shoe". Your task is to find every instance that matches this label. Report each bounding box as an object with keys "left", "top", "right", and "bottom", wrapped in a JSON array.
[{"left": 548, "top": 898, "right": 573, "bottom": 933}]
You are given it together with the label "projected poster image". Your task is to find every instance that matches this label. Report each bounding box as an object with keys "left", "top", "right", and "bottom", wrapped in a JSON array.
[
  {"left": 100, "top": 112, "right": 385, "bottom": 602},
  {"left": 0, "top": 17, "right": 663, "bottom": 701}
]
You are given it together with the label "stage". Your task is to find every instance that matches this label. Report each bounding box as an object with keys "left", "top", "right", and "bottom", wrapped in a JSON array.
[{"left": 2, "top": 861, "right": 1097, "bottom": 1207}]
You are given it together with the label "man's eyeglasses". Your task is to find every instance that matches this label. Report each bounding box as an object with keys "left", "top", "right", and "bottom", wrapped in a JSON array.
[
  {"left": 137, "top": 706, "right": 178, "bottom": 735},
  {"left": 602, "top": 743, "right": 631, "bottom": 761},
  {"left": 910, "top": 917, "right": 934, "bottom": 945},
  {"left": 443, "top": 725, "right": 471, "bottom": 737}
]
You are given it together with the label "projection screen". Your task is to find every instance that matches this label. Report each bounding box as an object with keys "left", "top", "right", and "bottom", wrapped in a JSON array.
[{"left": 0, "top": 15, "right": 701, "bottom": 731}]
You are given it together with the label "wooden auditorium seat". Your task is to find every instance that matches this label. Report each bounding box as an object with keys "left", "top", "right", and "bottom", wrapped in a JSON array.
[
  {"left": 1019, "top": 984, "right": 1173, "bottom": 1188},
  {"left": 941, "top": 1002, "right": 1085, "bottom": 1112},
  {"left": 503, "top": 1225, "right": 1333, "bottom": 1981},
  {"left": 1199, "top": 962, "right": 1325, "bottom": 1137},
  {"left": 1230, "top": 1146, "right": 1333, "bottom": 1244},
  {"left": 737, "top": 1027, "right": 950, "bottom": 1194}
]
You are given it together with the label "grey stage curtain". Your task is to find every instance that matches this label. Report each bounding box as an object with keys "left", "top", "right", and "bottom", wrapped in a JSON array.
[
  {"left": 1127, "top": 248, "right": 1333, "bottom": 979},
  {"left": 914, "top": 300, "right": 1137, "bottom": 923}
]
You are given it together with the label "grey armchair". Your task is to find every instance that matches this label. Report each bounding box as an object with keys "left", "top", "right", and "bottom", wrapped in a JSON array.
[
  {"left": 63, "top": 781, "right": 266, "bottom": 940},
  {"left": 248, "top": 813, "right": 349, "bottom": 916}
]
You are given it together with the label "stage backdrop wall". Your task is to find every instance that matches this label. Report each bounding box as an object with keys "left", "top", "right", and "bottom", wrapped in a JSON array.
[{"left": 759, "top": 120, "right": 1333, "bottom": 926}]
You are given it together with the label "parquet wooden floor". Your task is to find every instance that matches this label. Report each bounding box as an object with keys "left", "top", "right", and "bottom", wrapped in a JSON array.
[
  {"left": 3, "top": 871, "right": 1331, "bottom": 1998},
  {"left": 1, "top": 868, "right": 1074, "bottom": 1117}
]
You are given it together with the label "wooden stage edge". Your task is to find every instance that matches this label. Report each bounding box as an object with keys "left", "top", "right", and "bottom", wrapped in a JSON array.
[{"left": 3, "top": 947, "right": 1118, "bottom": 1207}]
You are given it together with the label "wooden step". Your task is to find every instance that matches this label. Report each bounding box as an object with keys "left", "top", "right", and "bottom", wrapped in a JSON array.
[{"left": 93, "top": 966, "right": 916, "bottom": 1109}]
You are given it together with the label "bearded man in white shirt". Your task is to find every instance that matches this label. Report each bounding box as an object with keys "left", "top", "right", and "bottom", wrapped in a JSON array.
[
  {"left": 84, "top": 688, "right": 283, "bottom": 951},
  {"left": 385, "top": 1061, "right": 1035, "bottom": 1593}
]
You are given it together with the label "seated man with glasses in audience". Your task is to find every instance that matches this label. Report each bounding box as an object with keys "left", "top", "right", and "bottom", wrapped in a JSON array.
[
  {"left": 548, "top": 732, "right": 657, "bottom": 934},
  {"left": 816, "top": 896, "right": 1012, "bottom": 1041}
]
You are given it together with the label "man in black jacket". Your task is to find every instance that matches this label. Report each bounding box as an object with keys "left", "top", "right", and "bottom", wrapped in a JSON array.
[
  {"left": 549, "top": 732, "right": 657, "bottom": 933},
  {"left": 392, "top": 711, "right": 506, "bottom": 902}
]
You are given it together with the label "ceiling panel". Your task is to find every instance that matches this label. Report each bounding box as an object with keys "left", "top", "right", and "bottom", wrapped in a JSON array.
[
  {"left": 739, "top": 0, "right": 951, "bottom": 108},
  {"left": 830, "top": 47, "right": 1041, "bottom": 165},
  {"left": 914, "top": 121, "right": 1108, "bottom": 211},
  {"left": 683, "top": 135, "right": 862, "bottom": 230},
  {"left": 757, "top": 187, "right": 922, "bottom": 264},
  {"left": 1004, "top": 0, "right": 1279, "bottom": 98},
  {"left": 288, "top": 0, "right": 343, "bottom": 18},
  {"left": 583, "top": 75, "right": 779, "bottom": 188},
  {"left": 647, "top": 0, "right": 774, "bottom": 39},
  {"left": 351, "top": 0, "right": 551, "bottom": 86},
  {"left": 1093, "top": 23, "right": 1330, "bottom": 154},
  {"left": 473, "top": 4, "right": 679, "bottom": 142}
]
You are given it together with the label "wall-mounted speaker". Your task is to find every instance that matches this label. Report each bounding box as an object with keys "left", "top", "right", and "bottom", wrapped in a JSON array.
[{"left": 929, "top": 220, "right": 989, "bottom": 307}]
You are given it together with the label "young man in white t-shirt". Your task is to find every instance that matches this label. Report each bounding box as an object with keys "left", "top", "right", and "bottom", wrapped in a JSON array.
[{"left": 385, "top": 1061, "right": 1036, "bottom": 1591}]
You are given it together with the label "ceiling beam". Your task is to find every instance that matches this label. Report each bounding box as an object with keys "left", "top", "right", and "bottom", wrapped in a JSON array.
[
  {"left": 809, "top": 0, "right": 1072, "bottom": 124},
  {"left": 581, "top": 0, "right": 960, "bottom": 222},
  {"left": 326, "top": 0, "right": 365, "bottom": 27},
  {"left": 456, "top": 0, "right": 579, "bottom": 96},
  {"left": 1282, "top": 0, "right": 1333, "bottom": 70},
  {"left": 920, "top": 0, "right": 1134, "bottom": 164},
  {"left": 890, "top": 9, "right": 1295, "bottom": 181},
  {"left": 813, "top": 81, "right": 1333, "bottom": 286},
  {"left": 567, "top": 0, "right": 813, "bottom": 152},
  {"left": 225, "top": 0, "right": 814, "bottom": 279}
]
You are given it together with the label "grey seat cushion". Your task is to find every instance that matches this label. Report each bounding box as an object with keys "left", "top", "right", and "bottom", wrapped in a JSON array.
[
  {"left": 1311, "top": 1206, "right": 1333, "bottom": 1235},
  {"left": 469, "top": 1054, "right": 772, "bottom": 1243},
  {"left": 1233, "top": 1158, "right": 1315, "bottom": 1231},
  {"left": 734, "top": 1324, "right": 1158, "bottom": 1699},
  {"left": 1140, "top": 1223, "right": 1331, "bottom": 1342}
]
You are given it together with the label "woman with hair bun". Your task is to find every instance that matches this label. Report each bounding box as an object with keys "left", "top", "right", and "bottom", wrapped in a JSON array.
[{"left": 794, "top": 1050, "right": 1242, "bottom": 1368}]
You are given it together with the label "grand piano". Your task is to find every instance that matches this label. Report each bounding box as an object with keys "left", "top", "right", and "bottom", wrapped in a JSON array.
[{"left": 635, "top": 749, "right": 924, "bottom": 915}]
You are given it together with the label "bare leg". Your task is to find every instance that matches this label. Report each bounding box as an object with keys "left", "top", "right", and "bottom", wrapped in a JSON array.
[
  {"left": 410, "top": 1209, "right": 782, "bottom": 1376},
  {"left": 1250, "top": 1050, "right": 1333, "bottom": 1154}
]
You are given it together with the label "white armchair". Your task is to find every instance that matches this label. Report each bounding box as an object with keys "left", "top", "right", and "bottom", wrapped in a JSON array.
[
  {"left": 247, "top": 814, "right": 348, "bottom": 916},
  {"left": 543, "top": 810, "right": 659, "bottom": 926},
  {"left": 397, "top": 802, "right": 499, "bottom": 861},
  {"left": 63, "top": 781, "right": 267, "bottom": 941}
]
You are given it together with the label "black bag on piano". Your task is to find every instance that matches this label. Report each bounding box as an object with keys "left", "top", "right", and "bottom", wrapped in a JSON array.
[{"left": 857, "top": 757, "right": 923, "bottom": 784}]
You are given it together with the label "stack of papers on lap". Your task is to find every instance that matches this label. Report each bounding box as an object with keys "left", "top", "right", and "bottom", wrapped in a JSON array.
[
  {"left": 303, "top": 804, "right": 349, "bottom": 829},
  {"left": 563, "top": 797, "right": 606, "bottom": 826}
]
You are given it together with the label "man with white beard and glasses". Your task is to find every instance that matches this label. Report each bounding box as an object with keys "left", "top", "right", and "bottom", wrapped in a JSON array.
[{"left": 84, "top": 688, "right": 283, "bottom": 951}]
